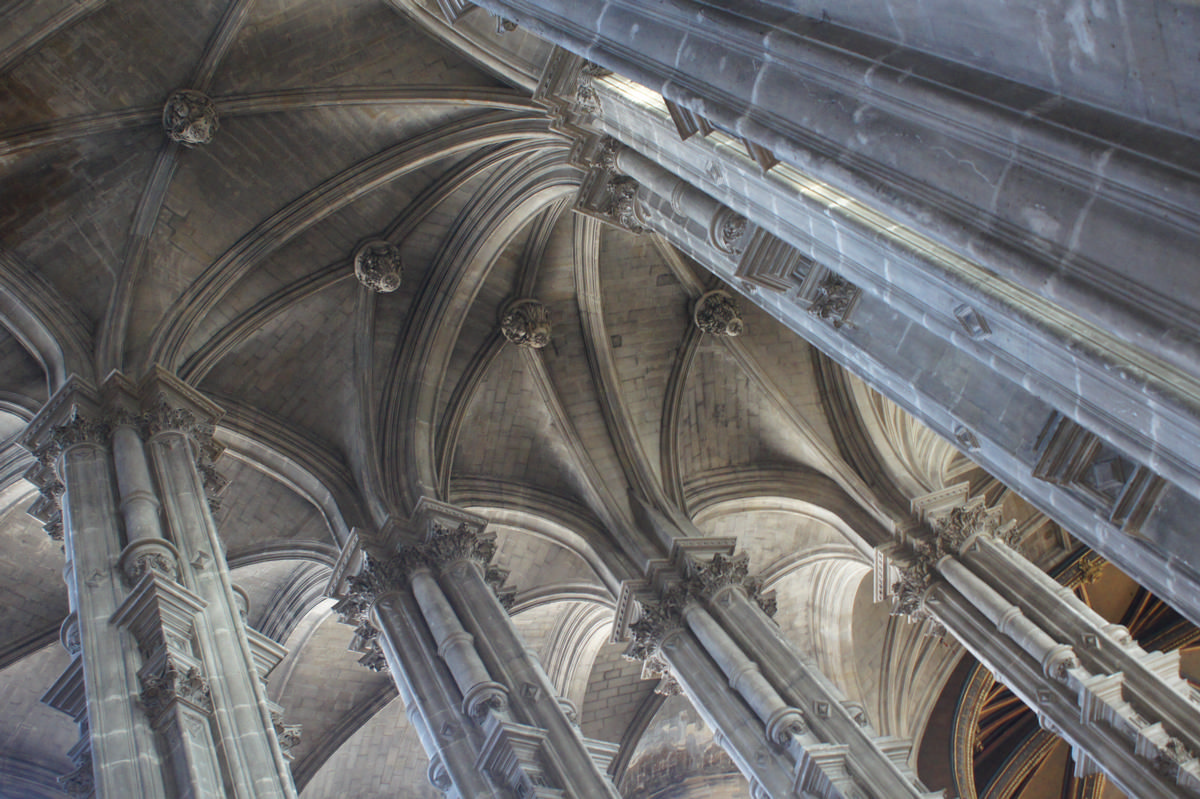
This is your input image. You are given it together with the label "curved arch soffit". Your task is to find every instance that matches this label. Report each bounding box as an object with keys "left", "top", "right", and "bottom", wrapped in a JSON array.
[
  {"left": 455, "top": 483, "right": 624, "bottom": 597},
  {"left": 688, "top": 470, "right": 893, "bottom": 557},
  {"left": 217, "top": 423, "right": 362, "bottom": 548},
  {"left": 0, "top": 246, "right": 93, "bottom": 389},
  {"left": 378, "top": 150, "right": 578, "bottom": 515}
]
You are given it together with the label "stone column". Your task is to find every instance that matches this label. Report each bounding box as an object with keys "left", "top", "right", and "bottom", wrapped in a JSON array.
[
  {"left": 625, "top": 587, "right": 801, "bottom": 798},
  {"left": 695, "top": 556, "right": 937, "bottom": 799},
  {"left": 881, "top": 503, "right": 1200, "bottom": 797},
  {"left": 332, "top": 498, "right": 620, "bottom": 799},
  {"left": 23, "top": 371, "right": 299, "bottom": 799},
  {"left": 619, "top": 543, "right": 939, "bottom": 798}
]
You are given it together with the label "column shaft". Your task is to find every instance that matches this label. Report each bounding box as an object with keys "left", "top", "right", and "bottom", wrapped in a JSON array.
[
  {"left": 372, "top": 588, "right": 503, "bottom": 798},
  {"left": 682, "top": 602, "right": 802, "bottom": 745},
  {"left": 149, "top": 429, "right": 295, "bottom": 799},
  {"left": 60, "top": 438, "right": 169, "bottom": 798},
  {"left": 709, "top": 587, "right": 933, "bottom": 799},
  {"left": 439, "top": 558, "right": 622, "bottom": 799},
  {"left": 410, "top": 568, "right": 507, "bottom": 719},
  {"left": 659, "top": 627, "right": 797, "bottom": 798}
]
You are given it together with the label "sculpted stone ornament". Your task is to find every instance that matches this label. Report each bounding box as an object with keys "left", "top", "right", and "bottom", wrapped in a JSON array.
[
  {"left": 808, "top": 273, "right": 858, "bottom": 329},
  {"left": 574, "top": 61, "right": 610, "bottom": 115},
  {"left": 125, "top": 552, "right": 180, "bottom": 585},
  {"left": 163, "top": 89, "right": 219, "bottom": 146},
  {"left": 270, "top": 708, "right": 303, "bottom": 760},
  {"left": 604, "top": 176, "right": 646, "bottom": 233},
  {"left": 139, "top": 394, "right": 229, "bottom": 513},
  {"left": 625, "top": 588, "right": 688, "bottom": 694},
  {"left": 353, "top": 239, "right": 403, "bottom": 293},
  {"left": 711, "top": 210, "right": 749, "bottom": 255},
  {"left": 686, "top": 552, "right": 776, "bottom": 617},
  {"left": 694, "top": 290, "right": 744, "bottom": 337},
  {"left": 139, "top": 658, "right": 213, "bottom": 719},
  {"left": 58, "top": 751, "right": 93, "bottom": 797},
  {"left": 500, "top": 299, "right": 552, "bottom": 348},
  {"left": 931, "top": 504, "right": 1020, "bottom": 553}
]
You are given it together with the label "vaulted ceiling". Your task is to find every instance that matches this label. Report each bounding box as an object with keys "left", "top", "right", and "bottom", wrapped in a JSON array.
[{"left": 0, "top": 2, "right": 1090, "bottom": 798}]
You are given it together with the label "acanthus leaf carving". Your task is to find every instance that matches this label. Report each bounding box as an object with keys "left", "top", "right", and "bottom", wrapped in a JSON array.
[
  {"left": 686, "top": 552, "right": 776, "bottom": 617},
  {"left": 139, "top": 657, "right": 213, "bottom": 719}
]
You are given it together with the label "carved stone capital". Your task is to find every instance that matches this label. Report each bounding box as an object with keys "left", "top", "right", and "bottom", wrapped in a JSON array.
[
  {"left": 163, "top": 90, "right": 219, "bottom": 146},
  {"left": 424, "top": 521, "right": 497, "bottom": 570},
  {"left": 353, "top": 239, "right": 403, "bottom": 293},
  {"left": 890, "top": 546, "right": 940, "bottom": 628},
  {"left": 685, "top": 552, "right": 776, "bottom": 617},
  {"left": 500, "top": 299, "right": 552, "bottom": 348},
  {"left": 139, "top": 656, "right": 212, "bottom": 719},
  {"left": 694, "top": 290, "right": 744, "bottom": 337},
  {"left": 930, "top": 503, "right": 1019, "bottom": 554},
  {"left": 626, "top": 587, "right": 688, "bottom": 664}
]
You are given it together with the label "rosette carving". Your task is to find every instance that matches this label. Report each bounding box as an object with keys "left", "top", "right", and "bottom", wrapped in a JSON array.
[
  {"left": 694, "top": 290, "right": 744, "bottom": 337},
  {"left": 500, "top": 299, "right": 552, "bottom": 348},
  {"left": 711, "top": 210, "right": 749, "bottom": 255},
  {"left": 353, "top": 240, "right": 403, "bottom": 293},
  {"left": 163, "top": 90, "right": 218, "bottom": 146}
]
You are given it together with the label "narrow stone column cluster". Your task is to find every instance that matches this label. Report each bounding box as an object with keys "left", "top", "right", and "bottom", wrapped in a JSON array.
[
  {"left": 23, "top": 370, "right": 298, "bottom": 799},
  {"left": 616, "top": 541, "right": 939, "bottom": 799},
  {"left": 331, "top": 498, "right": 620, "bottom": 798},
  {"left": 878, "top": 499, "right": 1200, "bottom": 797}
]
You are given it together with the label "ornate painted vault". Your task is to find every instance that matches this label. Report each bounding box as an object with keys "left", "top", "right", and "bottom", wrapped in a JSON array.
[{"left": 1, "top": 1, "right": 1199, "bottom": 798}]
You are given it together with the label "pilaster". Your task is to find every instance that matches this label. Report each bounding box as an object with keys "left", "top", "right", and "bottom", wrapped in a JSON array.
[
  {"left": 879, "top": 497, "right": 1200, "bottom": 796},
  {"left": 331, "top": 499, "right": 620, "bottom": 798},
  {"left": 22, "top": 371, "right": 298, "bottom": 799}
]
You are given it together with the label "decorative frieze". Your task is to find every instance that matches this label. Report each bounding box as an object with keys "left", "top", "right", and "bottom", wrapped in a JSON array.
[
  {"left": 500, "top": 299, "right": 552, "bottom": 348},
  {"left": 162, "top": 90, "right": 219, "bottom": 146},
  {"left": 693, "top": 290, "right": 744, "bottom": 337},
  {"left": 353, "top": 239, "right": 403, "bottom": 293}
]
